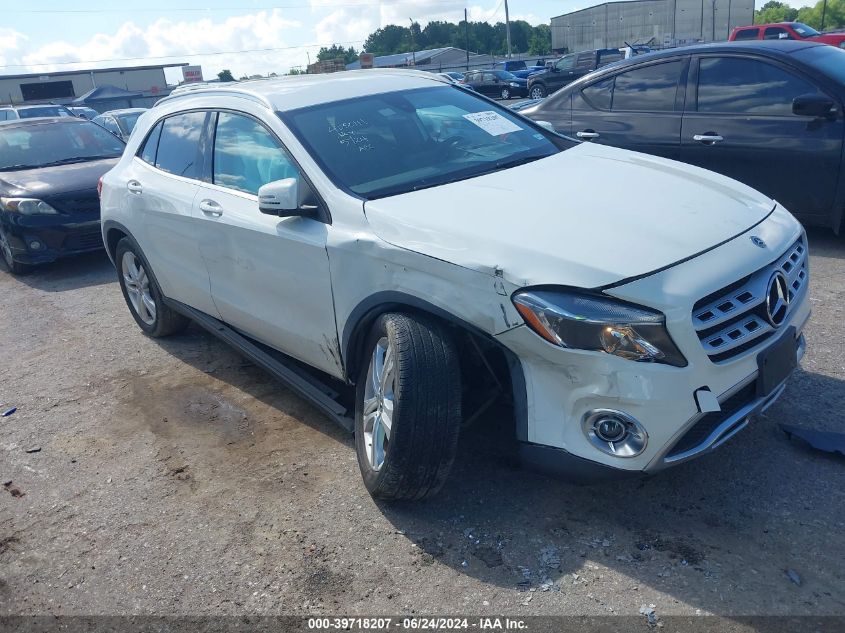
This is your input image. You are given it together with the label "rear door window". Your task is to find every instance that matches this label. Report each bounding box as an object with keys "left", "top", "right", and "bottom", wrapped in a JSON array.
[
  {"left": 154, "top": 111, "right": 206, "bottom": 179},
  {"left": 611, "top": 61, "right": 682, "bottom": 112},
  {"left": 733, "top": 27, "right": 760, "bottom": 40},
  {"left": 764, "top": 27, "right": 792, "bottom": 40},
  {"left": 581, "top": 76, "right": 614, "bottom": 110},
  {"left": 697, "top": 56, "right": 822, "bottom": 115}
]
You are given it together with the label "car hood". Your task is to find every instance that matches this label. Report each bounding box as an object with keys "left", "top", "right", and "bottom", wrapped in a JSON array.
[
  {"left": 364, "top": 143, "right": 775, "bottom": 288},
  {"left": 0, "top": 158, "right": 119, "bottom": 198}
]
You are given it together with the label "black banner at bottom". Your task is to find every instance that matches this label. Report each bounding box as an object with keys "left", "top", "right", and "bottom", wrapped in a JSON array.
[{"left": 1, "top": 616, "right": 843, "bottom": 633}]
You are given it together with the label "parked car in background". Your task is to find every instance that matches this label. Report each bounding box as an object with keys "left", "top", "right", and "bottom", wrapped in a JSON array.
[
  {"left": 527, "top": 48, "right": 625, "bottom": 99},
  {"left": 462, "top": 69, "right": 528, "bottom": 99},
  {"left": 101, "top": 71, "right": 809, "bottom": 501},
  {"left": 520, "top": 41, "right": 845, "bottom": 231},
  {"left": 437, "top": 71, "right": 465, "bottom": 83},
  {"left": 69, "top": 106, "right": 100, "bottom": 120},
  {"left": 730, "top": 21, "right": 845, "bottom": 48},
  {"left": 494, "top": 60, "right": 546, "bottom": 79},
  {"left": 0, "top": 104, "right": 76, "bottom": 122},
  {"left": 93, "top": 108, "right": 147, "bottom": 141},
  {"left": 0, "top": 117, "right": 124, "bottom": 273}
]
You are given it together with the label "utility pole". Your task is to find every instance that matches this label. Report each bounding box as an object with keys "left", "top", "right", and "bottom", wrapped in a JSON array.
[
  {"left": 464, "top": 8, "right": 470, "bottom": 70},
  {"left": 409, "top": 18, "right": 416, "bottom": 66},
  {"left": 711, "top": 0, "right": 716, "bottom": 42},
  {"left": 504, "top": 0, "right": 512, "bottom": 58},
  {"left": 822, "top": 0, "right": 829, "bottom": 30}
]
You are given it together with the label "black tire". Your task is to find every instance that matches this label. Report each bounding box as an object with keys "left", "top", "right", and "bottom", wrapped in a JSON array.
[
  {"left": 500, "top": 87, "right": 511, "bottom": 100},
  {"left": 0, "top": 228, "right": 32, "bottom": 275},
  {"left": 115, "top": 237, "right": 189, "bottom": 337},
  {"left": 529, "top": 84, "right": 546, "bottom": 99},
  {"left": 354, "top": 313, "right": 461, "bottom": 501}
]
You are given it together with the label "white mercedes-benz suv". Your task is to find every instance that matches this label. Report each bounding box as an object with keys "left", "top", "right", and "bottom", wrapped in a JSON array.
[{"left": 100, "top": 70, "right": 810, "bottom": 500}]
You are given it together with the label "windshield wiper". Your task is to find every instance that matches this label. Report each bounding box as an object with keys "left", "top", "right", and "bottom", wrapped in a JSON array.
[{"left": 38, "top": 155, "right": 119, "bottom": 167}]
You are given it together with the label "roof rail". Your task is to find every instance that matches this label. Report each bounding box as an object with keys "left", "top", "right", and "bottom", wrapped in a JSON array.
[{"left": 156, "top": 84, "right": 274, "bottom": 109}]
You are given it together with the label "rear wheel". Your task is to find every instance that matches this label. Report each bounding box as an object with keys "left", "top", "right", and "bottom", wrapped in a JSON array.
[
  {"left": 115, "top": 237, "right": 189, "bottom": 337},
  {"left": 355, "top": 313, "right": 461, "bottom": 501},
  {"left": 0, "top": 228, "right": 31, "bottom": 275},
  {"left": 529, "top": 84, "right": 546, "bottom": 99}
]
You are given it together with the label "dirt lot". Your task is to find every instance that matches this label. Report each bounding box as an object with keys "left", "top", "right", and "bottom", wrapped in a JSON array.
[{"left": 1, "top": 229, "right": 844, "bottom": 619}]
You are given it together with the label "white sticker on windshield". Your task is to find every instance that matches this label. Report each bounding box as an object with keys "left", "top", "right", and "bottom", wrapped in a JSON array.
[{"left": 462, "top": 111, "right": 523, "bottom": 136}]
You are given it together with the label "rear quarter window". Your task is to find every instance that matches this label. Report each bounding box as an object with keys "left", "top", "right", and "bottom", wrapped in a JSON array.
[
  {"left": 733, "top": 27, "right": 760, "bottom": 40},
  {"left": 153, "top": 112, "right": 206, "bottom": 179}
]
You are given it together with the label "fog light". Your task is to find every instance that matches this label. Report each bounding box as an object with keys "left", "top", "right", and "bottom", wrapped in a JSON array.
[
  {"left": 29, "top": 240, "right": 43, "bottom": 250},
  {"left": 582, "top": 409, "right": 648, "bottom": 457}
]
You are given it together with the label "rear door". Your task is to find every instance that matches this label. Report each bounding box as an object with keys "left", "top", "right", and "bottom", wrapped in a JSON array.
[
  {"left": 571, "top": 58, "right": 687, "bottom": 160},
  {"left": 122, "top": 111, "right": 220, "bottom": 316},
  {"left": 193, "top": 110, "right": 341, "bottom": 376},
  {"left": 680, "top": 53, "right": 843, "bottom": 222}
]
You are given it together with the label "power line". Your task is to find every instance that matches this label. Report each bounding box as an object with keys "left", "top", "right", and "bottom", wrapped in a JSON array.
[{"left": 7, "top": 1, "right": 469, "bottom": 14}]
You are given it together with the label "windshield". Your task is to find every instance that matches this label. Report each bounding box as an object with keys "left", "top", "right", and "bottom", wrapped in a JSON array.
[
  {"left": 116, "top": 112, "right": 143, "bottom": 134},
  {"left": 793, "top": 22, "right": 820, "bottom": 37},
  {"left": 794, "top": 44, "right": 845, "bottom": 84},
  {"left": 281, "top": 86, "right": 562, "bottom": 199},
  {"left": 0, "top": 121, "right": 125, "bottom": 170},
  {"left": 18, "top": 106, "right": 73, "bottom": 119}
]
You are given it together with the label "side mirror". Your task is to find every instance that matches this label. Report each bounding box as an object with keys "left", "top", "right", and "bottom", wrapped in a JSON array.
[
  {"left": 793, "top": 93, "right": 836, "bottom": 118},
  {"left": 534, "top": 120, "right": 556, "bottom": 132},
  {"left": 258, "top": 178, "right": 319, "bottom": 219}
]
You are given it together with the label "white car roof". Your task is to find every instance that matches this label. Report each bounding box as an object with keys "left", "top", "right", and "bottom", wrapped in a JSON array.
[{"left": 158, "top": 69, "right": 448, "bottom": 113}]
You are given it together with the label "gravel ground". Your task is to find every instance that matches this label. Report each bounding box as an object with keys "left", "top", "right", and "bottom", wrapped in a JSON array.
[{"left": 1, "top": 228, "right": 844, "bottom": 619}]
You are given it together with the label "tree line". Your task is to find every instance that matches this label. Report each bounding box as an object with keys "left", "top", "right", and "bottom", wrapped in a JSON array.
[
  {"left": 316, "top": 19, "right": 552, "bottom": 64},
  {"left": 756, "top": 0, "right": 845, "bottom": 29}
]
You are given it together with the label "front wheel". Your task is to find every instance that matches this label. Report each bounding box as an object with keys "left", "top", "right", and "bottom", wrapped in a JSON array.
[
  {"left": 500, "top": 87, "right": 511, "bottom": 100},
  {"left": 115, "top": 237, "right": 189, "bottom": 337},
  {"left": 355, "top": 313, "right": 461, "bottom": 501},
  {"left": 529, "top": 85, "right": 546, "bottom": 99},
  {"left": 0, "top": 228, "right": 32, "bottom": 275}
]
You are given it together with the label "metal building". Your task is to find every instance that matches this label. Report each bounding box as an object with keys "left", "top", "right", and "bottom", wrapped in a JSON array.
[
  {"left": 551, "top": 0, "right": 755, "bottom": 53},
  {"left": 0, "top": 63, "right": 188, "bottom": 108}
]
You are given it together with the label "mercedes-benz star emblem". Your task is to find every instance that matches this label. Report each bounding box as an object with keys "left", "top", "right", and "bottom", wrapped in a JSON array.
[
  {"left": 765, "top": 272, "right": 790, "bottom": 327},
  {"left": 751, "top": 236, "right": 767, "bottom": 249}
]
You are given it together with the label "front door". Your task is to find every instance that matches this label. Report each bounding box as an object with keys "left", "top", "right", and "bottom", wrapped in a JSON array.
[
  {"left": 193, "top": 111, "right": 342, "bottom": 377},
  {"left": 680, "top": 54, "right": 843, "bottom": 223}
]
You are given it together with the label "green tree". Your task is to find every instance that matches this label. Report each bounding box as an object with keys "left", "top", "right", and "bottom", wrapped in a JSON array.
[
  {"left": 217, "top": 69, "right": 235, "bottom": 82},
  {"left": 755, "top": 1, "right": 799, "bottom": 23},
  {"left": 317, "top": 44, "right": 359, "bottom": 64},
  {"left": 528, "top": 25, "right": 552, "bottom": 56}
]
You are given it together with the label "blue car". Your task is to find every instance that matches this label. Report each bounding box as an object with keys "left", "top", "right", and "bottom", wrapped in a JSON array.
[{"left": 494, "top": 60, "right": 548, "bottom": 79}]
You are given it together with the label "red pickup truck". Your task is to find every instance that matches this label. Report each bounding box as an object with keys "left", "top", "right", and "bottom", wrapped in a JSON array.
[{"left": 729, "top": 22, "right": 845, "bottom": 47}]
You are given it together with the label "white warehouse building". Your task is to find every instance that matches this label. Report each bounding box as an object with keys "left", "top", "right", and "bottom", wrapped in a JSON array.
[{"left": 551, "top": 0, "right": 755, "bottom": 53}]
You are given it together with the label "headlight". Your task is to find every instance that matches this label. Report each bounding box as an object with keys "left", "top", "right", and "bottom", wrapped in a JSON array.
[
  {"left": 1, "top": 197, "right": 59, "bottom": 215},
  {"left": 512, "top": 289, "right": 687, "bottom": 366},
  {"left": 510, "top": 82, "right": 520, "bottom": 87}
]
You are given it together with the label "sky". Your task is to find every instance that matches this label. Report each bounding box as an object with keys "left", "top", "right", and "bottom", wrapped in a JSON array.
[{"left": 1, "top": 0, "right": 805, "bottom": 83}]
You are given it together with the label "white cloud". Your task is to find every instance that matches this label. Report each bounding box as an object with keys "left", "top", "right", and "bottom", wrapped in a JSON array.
[{"left": 2, "top": 10, "right": 305, "bottom": 81}]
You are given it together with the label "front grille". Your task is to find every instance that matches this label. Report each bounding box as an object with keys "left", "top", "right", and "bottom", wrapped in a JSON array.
[
  {"left": 666, "top": 381, "right": 757, "bottom": 458},
  {"left": 46, "top": 192, "right": 100, "bottom": 215},
  {"left": 692, "top": 238, "right": 807, "bottom": 363},
  {"left": 63, "top": 231, "right": 103, "bottom": 251}
]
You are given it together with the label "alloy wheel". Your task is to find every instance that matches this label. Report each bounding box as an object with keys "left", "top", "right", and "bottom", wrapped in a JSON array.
[
  {"left": 362, "top": 336, "right": 396, "bottom": 471},
  {"left": 501, "top": 88, "right": 510, "bottom": 99},
  {"left": 0, "top": 229, "right": 13, "bottom": 267},
  {"left": 121, "top": 251, "right": 156, "bottom": 326}
]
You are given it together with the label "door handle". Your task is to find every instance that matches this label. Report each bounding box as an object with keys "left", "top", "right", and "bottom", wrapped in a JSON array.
[
  {"left": 693, "top": 134, "right": 724, "bottom": 145},
  {"left": 127, "top": 180, "right": 143, "bottom": 195},
  {"left": 577, "top": 130, "right": 600, "bottom": 140},
  {"left": 199, "top": 199, "right": 223, "bottom": 217}
]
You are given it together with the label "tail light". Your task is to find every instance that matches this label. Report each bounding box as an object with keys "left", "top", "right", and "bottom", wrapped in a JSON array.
[{"left": 97, "top": 175, "right": 103, "bottom": 198}]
